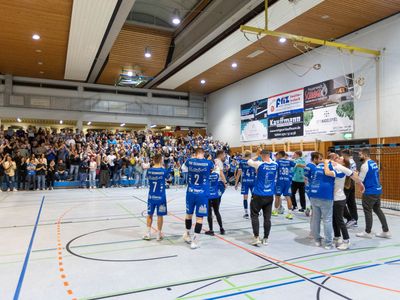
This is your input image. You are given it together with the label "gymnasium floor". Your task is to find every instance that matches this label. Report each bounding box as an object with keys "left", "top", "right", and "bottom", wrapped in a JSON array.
[{"left": 1, "top": 187, "right": 399, "bottom": 300}]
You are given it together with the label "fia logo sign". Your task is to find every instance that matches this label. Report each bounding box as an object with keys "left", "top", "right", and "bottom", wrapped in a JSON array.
[{"left": 276, "top": 96, "right": 290, "bottom": 108}]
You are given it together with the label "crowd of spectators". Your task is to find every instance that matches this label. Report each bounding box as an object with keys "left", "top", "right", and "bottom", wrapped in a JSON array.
[{"left": 0, "top": 125, "right": 230, "bottom": 192}]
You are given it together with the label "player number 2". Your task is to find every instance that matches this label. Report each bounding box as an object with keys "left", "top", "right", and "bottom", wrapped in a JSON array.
[{"left": 194, "top": 174, "right": 200, "bottom": 185}]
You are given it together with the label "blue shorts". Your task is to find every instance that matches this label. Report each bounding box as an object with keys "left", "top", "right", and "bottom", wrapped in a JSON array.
[
  {"left": 147, "top": 201, "right": 168, "bottom": 216},
  {"left": 218, "top": 182, "right": 226, "bottom": 197},
  {"left": 241, "top": 183, "right": 254, "bottom": 196},
  {"left": 186, "top": 192, "right": 208, "bottom": 217},
  {"left": 276, "top": 181, "right": 291, "bottom": 196}
]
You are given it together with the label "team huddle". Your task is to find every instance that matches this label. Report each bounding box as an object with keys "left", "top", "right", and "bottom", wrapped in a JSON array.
[{"left": 142, "top": 147, "right": 391, "bottom": 250}]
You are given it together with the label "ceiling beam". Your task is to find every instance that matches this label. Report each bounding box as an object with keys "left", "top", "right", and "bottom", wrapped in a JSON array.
[
  {"left": 64, "top": 0, "right": 119, "bottom": 81},
  {"left": 87, "top": 0, "right": 136, "bottom": 83}
]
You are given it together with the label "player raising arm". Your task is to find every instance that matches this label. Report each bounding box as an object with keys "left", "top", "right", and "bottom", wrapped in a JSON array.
[
  {"left": 235, "top": 150, "right": 256, "bottom": 219},
  {"left": 247, "top": 149, "right": 278, "bottom": 246}
]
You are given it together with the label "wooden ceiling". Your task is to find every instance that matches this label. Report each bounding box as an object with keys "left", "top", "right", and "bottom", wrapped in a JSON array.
[
  {"left": 97, "top": 24, "right": 173, "bottom": 85},
  {"left": 0, "top": 0, "right": 72, "bottom": 80},
  {"left": 175, "top": 0, "right": 400, "bottom": 94}
]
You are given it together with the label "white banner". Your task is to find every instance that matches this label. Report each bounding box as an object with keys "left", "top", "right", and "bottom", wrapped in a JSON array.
[
  {"left": 304, "top": 103, "right": 354, "bottom": 135},
  {"left": 267, "top": 88, "right": 304, "bottom": 117}
]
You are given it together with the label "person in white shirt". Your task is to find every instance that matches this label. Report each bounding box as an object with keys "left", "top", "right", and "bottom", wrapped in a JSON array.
[{"left": 324, "top": 153, "right": 364, "bottom": 250}]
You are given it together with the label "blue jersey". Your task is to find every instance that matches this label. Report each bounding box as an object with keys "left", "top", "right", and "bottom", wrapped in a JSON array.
[
  {"left": 186, "top": 158, "right": 214, "bottom": 194},
  {"left": 362, "top": 160, "right": 382, "bottom": 195},
  {"left": 253, "top": 161, "right": 278, "bottom": 196},
  {"left": 209, "top": 172, "right": 220, "bottom": 199},
  {"left": 309, "top": 162, "right": 336, "bottom": 201},
  {"left": 147, "top": 167, "right": 169, "bottom": 202},
  {"left": 276, "top": 159, "right": 296, "bottom": 182},
  {"left": 304, "top": 163, "right": 317, "bottom": 188},
  {"left": 239, "top": 159, "right": 256, "bottom": 185}
]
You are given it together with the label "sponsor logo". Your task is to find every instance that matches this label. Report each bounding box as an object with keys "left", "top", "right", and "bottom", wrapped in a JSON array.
[
  {"left": 198, "top": 205, "right": 207, "bottom": 214},
  {"left": 159, "top": 204, "right": 166, "bottom": 213},
  {"left": 305, "top": 83, "right": 328, "bottom": 100}
]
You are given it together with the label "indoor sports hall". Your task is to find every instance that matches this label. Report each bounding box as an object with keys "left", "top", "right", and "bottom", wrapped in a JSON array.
[{"left": 1, "top": 1, "right": 400, "bottom": 300}]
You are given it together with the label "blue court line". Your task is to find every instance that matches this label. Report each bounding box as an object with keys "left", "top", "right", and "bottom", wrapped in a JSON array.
[
  {"left": 385, "top": 258, "right": 400, "bottom": 264},
  {"left": 13, "top": 196, "right": 45, "bottom": 300},
  {"left": 205, "top": 264, "right": 381, "bottom": 299}
]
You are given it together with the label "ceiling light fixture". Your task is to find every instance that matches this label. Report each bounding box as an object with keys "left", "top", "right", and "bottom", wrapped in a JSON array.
[
  {"left": 144, "top": 47, "right": 152, "bottom": 58},
  {"left": 120, "top": 123, "right": 125, "bottom": 127},
  {"left": 87, "top": 121, "right": 92, "bottom": 125},
  {"left": 59, "top": 120, "right": 63, "bottom": 124},
  {"left": 279, "top": 37, "right": 287, "bottom": 43},
  {"left": 172, "top": 9, "right": 181, "bottom": 25},
  {"left": 38, "top": 61, "right": 43, "bottom": 65},
  {"left": 231, "top": 62, "right": 238, "bottom": 68},
  {"left": 127, "top": 71, "right": 133, "bottom": 77},
  {"left": 32, "top": 34, "right": 40, "bottom": 40},
  {"left": 150, "top": 124, "right": 157, "bottom": 128},
  {"left": 17, "top": 118, "right": 22, "bottom": 123},
  {"left": 200, "top": 79, "right": 206, "bottom": 85}
]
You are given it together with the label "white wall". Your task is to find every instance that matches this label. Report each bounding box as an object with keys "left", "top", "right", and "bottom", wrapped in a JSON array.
[{"left": 207, "top": 14, "right": 400, "bottom": 147}]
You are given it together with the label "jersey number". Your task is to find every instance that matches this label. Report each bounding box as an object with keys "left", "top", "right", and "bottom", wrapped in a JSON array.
[
  {"left": 281, "top": 167, "right": 289, "bottom": 176},
  {"left": 152, "top": 182, "right": 157, "bottom": 193},
  {"left": 194, "top": 174, "right": 200, "bottom": 185}
]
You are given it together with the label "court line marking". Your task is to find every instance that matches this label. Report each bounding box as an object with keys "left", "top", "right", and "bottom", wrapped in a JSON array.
[
  {"left": 13, "top": 196, "right": 45, "bottom": 300},
  {"left": 222, "top": 278, "right": 255, "bottom": 300},
  {"left": 169, "top": 212, "right": 400, "bottom": 295},
  {"left": 204, "top": 264, "right": 383, "bottom": 300}
]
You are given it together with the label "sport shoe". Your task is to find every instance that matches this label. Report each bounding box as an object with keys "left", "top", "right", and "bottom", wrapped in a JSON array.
[
  {"left": 356, "top": 231, "right": 373, "bottom": 239},
  {"left": 13, "top": 189, "right": 18, "bottom": 192},
  {"left": 143, "top": 233, "right": 151, "bottom": 241},
  {"left": 262, "top": 238, "right": 268, "bottom": 245},
  {"left": 183, "top": 232, "right": 192, "bottom": 244},
  {"left": 243, "top": 213, "right": 249, "bottom": 219},
  {"left": 337, "top": 241, "right": 350, "bottom": 250},
  {"left": 272, "top": 210, "right": 279, "bottom": 216},
  {"left": 220, "top": 228, "right": 225, "bottom": 235},
  {"left": 333, "top": 237, "right": 343, "bottom": 247},
  {"left": 285, "top": 213, "right": 293, "bottom": 220},
  {"left": 324, "top": 244, "right": 333, "bottom": 250},
  {"left": 205, "top": 230, "right": 214, "bottom": 236},
  {"left": 298, "top": 208, "right": 305, "bottom": 212},
  {"left": 315, "top": 240, "right": 322, "bottom": 247},
  {"left": 190, "top": 236, "right": 199, "bottom": 249},
  {"left": 346, "top": 220, "right": 356, "bottom": 228},
  {"left": 375, "top": 231, "right": 392, "bottom": 239},
  {"left": 156, "top": 232, "right": 164, "bottom": 241},
  {"left": 251, "top": 236, "right": 262, "bottom": 247}
]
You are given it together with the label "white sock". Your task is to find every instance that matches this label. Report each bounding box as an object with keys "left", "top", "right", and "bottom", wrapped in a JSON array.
[{"left": 147, "top": 227, "right": 151, "bottom": 236}]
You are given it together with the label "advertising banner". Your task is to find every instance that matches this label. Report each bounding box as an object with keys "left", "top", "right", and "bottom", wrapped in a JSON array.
[
  {"left": 240, "top": 98, "right": 268, "bottom": 142},
  {"left": 267, "top": 88, "right": 304, "bottom": 139},
  {"left": 268, "top": 112, "right": 304, "bottom": 139},
  {"left": 268, "top": 88, "right": 304, "bottom": 117},
  {"left": 304, "top": 74, "right": 354, "bottom": 135}
]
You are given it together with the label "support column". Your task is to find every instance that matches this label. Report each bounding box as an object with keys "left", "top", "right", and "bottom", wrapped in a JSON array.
[{"left": 76, "top": 120, "right": 83, "bottom": 133}]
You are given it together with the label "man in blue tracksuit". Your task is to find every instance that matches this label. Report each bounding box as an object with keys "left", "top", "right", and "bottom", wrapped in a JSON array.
[
  {"left": 247, "top": 149, "right": 278, "bottom": 247},
  {"left": 356, "top": 148, "right": 391, "bottom": 239}
]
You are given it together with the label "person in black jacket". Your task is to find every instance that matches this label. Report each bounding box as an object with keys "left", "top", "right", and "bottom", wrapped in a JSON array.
[{"left": 79, "top": 156, "right": 90, "bottom": 188}]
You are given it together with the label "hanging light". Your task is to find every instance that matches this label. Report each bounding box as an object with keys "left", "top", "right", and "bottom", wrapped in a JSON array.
[
  {"left": 87, "top": 121, "right": 92, "bottom": 125},
  {"left": 17, "top": 118, "right": 22, "bottom": 123},
  {"left": 144, "top": 47, "right": 152, "bottom": 58},
  {"left": 172, "top": 9, "right": 181, "bottom": 25},
  {"left": 59, "top": 120, "right": 63, "bottom": 124}
]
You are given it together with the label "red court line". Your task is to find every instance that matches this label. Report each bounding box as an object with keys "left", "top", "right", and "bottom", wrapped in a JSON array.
[{"left": 169, "top": 212, "right": 400, "bottom": 294}]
